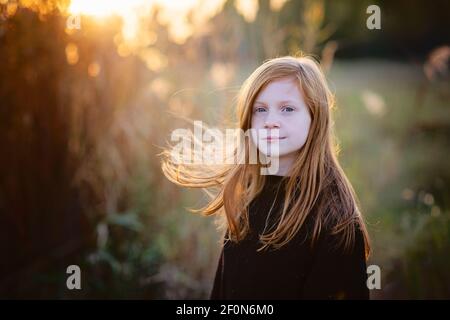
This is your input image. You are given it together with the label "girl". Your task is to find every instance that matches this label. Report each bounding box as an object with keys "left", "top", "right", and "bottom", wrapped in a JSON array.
[{"left": 160, "top": 55, "right": 371, "bottom": 300}]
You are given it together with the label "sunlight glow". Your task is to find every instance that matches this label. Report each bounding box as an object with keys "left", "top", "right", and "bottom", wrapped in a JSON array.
[
  {"left": 68, "top": 0, "right": 146, "bottom": 18},
  {"left": 68, "top": 0, "right": 226, "bottom": 45}
]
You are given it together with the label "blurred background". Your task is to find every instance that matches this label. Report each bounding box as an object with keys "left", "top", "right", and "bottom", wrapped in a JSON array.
[{"left": 0, "top": 0, "right": 449, "bottom": 299}]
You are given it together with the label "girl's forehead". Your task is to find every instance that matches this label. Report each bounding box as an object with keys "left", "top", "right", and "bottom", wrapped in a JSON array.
[{"left": 256, "top": 78, "right": 302, "bottom": 102}]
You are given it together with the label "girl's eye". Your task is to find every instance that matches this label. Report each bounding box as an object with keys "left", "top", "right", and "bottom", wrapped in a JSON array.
[
  {"left": 254, "top": 107, "right": 266, "bottom": 113},
  {"left": 282, "top": 106, "right": 295, "bottom": 112}
]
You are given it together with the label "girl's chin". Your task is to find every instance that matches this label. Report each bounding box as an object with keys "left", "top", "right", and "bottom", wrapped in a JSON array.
[{"left": 259, "top": 149, "right": 299, "bottom": 159}]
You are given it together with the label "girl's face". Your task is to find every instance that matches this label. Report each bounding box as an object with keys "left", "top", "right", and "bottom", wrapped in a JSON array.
[{"left": 250, "top": 77, "right": 311, "bottom": 175}]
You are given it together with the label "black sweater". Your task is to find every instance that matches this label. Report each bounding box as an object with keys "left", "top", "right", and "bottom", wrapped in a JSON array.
[{"left": 210, "top": 175, "right": 369, "bottom": 300}]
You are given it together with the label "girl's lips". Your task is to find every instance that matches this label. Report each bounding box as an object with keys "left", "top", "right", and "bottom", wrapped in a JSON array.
[{"left": 264, "top": 137, "right": 286, "bottom": 141}]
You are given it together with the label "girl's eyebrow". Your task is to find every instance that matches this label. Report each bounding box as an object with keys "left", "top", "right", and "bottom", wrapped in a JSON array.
[{"left": 278, "top": 100, "right": 299, "bottom": 105}]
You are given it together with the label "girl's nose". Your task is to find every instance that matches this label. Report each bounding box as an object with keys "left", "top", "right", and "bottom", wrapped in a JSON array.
[{"left": 264, "top": 118, "right": 280, "bottom": 129}]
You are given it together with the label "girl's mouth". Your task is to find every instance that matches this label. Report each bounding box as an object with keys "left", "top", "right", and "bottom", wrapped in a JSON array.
[{"left": 264, "top": 137, "right": 286, "bottom": 141}]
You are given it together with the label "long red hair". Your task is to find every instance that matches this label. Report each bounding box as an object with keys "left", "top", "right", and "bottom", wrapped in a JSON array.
[{"left": 160, "top": 55, "right": 370, "bottom": 259}]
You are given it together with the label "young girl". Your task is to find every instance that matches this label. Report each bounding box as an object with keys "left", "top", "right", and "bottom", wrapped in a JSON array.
[{"left": 161, "top": 55, "right": 371, "bottom": 300}]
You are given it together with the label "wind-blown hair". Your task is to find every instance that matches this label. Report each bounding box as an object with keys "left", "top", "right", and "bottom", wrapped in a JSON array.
[{"left": 160, "top": 55, "right": 370, "bottom": 258}]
